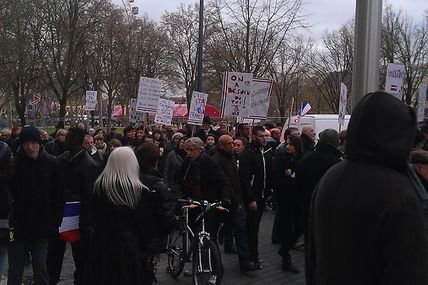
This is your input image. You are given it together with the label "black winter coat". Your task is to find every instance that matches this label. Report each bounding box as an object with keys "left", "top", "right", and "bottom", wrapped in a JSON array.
[
  {"left": 57, "top": 150, "right": 98, "bottom": 234},
  {"left": 211, "top": 148, "right": 244, "bottom": 207},
  {"left": 45, "top": 139, "right": 65, "bottom": 157},
  {"left": 306, "top": 92, "right": 428, "bottom": 285},
  {"left": 9, "top": 148, "right": 64, "bottom": 240},
  {"left": 300, "top": 134, "right": 315, "bottom": 157},
  {"left": 239, "top": 142, "right": 274, "bottom": 204},
  {"left": 140, "top": 167, "right": 177, "bottom": 254},
  {"left": 177, "top": 153, "right": 233, "bottom": 203},
  {"left": 86, "top": 190, "right": 153, "bottom": 285}
]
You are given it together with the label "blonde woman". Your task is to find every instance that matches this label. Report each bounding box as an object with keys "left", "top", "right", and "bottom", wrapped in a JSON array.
[{"left": 85, "top": 147, "right": 153, "bottom": 285}]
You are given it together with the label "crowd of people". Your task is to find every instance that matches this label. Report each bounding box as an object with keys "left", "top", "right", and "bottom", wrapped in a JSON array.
[{"left": 0, "top": 91, "right": 427, "bottom": 285}]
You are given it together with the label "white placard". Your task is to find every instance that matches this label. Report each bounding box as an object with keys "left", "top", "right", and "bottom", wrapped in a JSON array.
[
  {"left": 129, "top": 98, "right": 146, "bottom": 124},
  {"left": 221, "top": 72, "right": 253, "bottom": 117},
  {"left": 136, "top": 77, "right": 163, "bottom": 112},
  {"left": 385, "top": 63, "right": 405, "bottom": 100},
  {"left": 417, "top": 84, "right": 427, "bottom": 123},
  {"left": 188, "top": 92, "right": 208, "bottom": 125},
  {"left": 338, "top": 83, "right": 348, "bottom": 126},
  {"left": 154, "top": 99, "right": 175, "bottom": 125},
  {"left": 85, "top": 91, "right": 97, "bottom": 111},
  {"left": 248, "top": 79, "right": 273, "bottom": 119}
]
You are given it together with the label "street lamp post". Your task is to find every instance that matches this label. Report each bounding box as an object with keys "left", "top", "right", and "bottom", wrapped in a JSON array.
[{"left": 196, "top": 0, "right": 204, "bottom": 92}]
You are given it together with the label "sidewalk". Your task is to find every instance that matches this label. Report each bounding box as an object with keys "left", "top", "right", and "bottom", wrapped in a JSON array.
[{"left": 19, "top": 210, "right": 306, "bottom": 285}]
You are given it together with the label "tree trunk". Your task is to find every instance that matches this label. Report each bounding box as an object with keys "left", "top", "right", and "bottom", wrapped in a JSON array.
[
  {"left": 106, "top": 97, "right": 113, "bottom": 133},
  {"left": 57, "top": 100, "right": 67, "bottom": 129}
]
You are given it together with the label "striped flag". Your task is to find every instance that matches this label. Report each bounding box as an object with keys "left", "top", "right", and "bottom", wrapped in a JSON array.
[
  {"left": 59, "top": 201, "right": 80, "bottom": 243},
  {"left": 299, "top": 100, "right": 312, "bottom": 117}
]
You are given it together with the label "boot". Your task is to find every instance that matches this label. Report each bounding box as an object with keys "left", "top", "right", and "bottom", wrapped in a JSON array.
[
  {"left": 282, "top": 255, "right": 300, "bottom": 274},
  {"left": 239, "top": 259, "right": 257, "bottom": 274}
]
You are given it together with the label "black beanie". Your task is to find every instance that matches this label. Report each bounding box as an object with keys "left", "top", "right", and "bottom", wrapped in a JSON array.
[{"left": 19, "top": 126, "right": 42, "bottom": 144}]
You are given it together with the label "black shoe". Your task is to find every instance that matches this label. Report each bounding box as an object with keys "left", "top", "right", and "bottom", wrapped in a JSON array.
[
  {"left": 224, "top": 246, "right": 237, "bottom": 254},
  {"left": 282, "top": 262, "right": 300, "bottom": 274},
  {"left": 253, "top": 258, "right": 262, "bottom": 270},
  {"left": 240, "top": 260, "right": 258, "bottom": 274}
]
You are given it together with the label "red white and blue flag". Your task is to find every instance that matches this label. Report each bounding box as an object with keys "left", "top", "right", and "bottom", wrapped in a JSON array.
[
  {"left": 59, "top": 201, "right": 80, "bottom": 243},
  {"left": 299, "top": 100, "right": 312, "bottom": 117}
]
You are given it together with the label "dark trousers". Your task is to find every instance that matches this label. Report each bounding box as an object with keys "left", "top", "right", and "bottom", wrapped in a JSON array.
[
  {"left": 47, "top": 237, "right": 86, "bottom": 285},
  {"left": 232, "top": 205, "right": 251, "bottom": 261},
  {"left": 8, "top": 238, "right": 49, "bottom": 285},
  {"left": 278, "top": 197, "right": 303, "bottom": 259},
  {"left": 221, "top": 212, "right": 234, "bottom": 248},
  {"left": 245, "top": 198, "right": 265, "bottom": 261}
]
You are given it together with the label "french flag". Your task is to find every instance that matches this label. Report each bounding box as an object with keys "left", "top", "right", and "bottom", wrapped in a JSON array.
[
  {"left": 300, "top": 100, "right": 312, "bottom": 117},
  {"left": 59, "top": 201, "right": 80, "bottom": 243}
]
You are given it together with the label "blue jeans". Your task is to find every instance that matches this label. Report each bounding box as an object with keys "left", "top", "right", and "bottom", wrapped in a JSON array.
[
  {"left": 7, "top": 238, "right": 49, "bottom": 285},
  {"left": 0, "top": 244, "right": 6, "bottom": 276}
]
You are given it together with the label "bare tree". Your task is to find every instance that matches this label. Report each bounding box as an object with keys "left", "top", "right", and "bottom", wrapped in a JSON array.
[
  {"left": 32, "top": 0, "right": 102, "bottom": 128},
  {"left": 306, "top": 21, "right": 354, "bottom": 113},
  {"left": 269, "top": 37, "right": 312, "bottom": 122},
  {"left": 381, "top": 5, "right": 428, "bottom": 105},
  {"left": 0, "top": 0, "right": 42, "bottom": 126}
]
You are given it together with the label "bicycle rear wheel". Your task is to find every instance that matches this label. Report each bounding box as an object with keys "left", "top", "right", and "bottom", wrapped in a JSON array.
[
  {"left": 166, "top": 227, "right": 186, "bottom": 278},
  {"left": 192, "top": 239, "right": 223, "bottom": 285}
]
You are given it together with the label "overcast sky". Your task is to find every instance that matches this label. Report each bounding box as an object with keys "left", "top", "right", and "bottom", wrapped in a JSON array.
[{"left": 114, "top": 0, "right": 426, "bottom": 40}]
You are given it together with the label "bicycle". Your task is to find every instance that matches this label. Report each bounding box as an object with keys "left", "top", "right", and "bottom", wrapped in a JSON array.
[{"left": 166, "top": 199, "right": 228, "bottom": 285}]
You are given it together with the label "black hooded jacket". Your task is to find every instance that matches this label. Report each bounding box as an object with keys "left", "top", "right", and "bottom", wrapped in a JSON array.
[{"left": 305, "top": 92, "right": 428, "bottom": 285}]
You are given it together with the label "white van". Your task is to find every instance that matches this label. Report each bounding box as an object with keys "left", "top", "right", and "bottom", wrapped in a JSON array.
[{"left": 285, "top": 114, "right": 351, "bottom": 138}]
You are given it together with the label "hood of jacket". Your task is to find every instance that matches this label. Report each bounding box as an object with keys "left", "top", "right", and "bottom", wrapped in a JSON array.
[{"left": 345, "top": 91, "right": 416, "bottom": 171}]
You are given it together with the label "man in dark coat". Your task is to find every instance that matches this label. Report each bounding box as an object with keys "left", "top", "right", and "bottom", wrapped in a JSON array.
[
  {"left": 239, "top": 126, "right": 274, "bottom": 269},
  {"left": 8, "top": 126, "right": 64, "bottom": 285},
  {"left": 300, "top": 125, "right": 315, "bottom": 156},
  {"left": 306, "top": 91, "right": 428, "bottom": 285},
  {"left": 176, "top": 137, "right": 233, "bottom": 243},
  {"left": 194, "top": 116, "right": 218, "bottom": 143},
  {"left": 295, "top": 128, "right": 342, "bottom": 235},
  {"left": 45, "top": 129, "right": 67, "bottom": 157},
  {"left": 212, "top": 135, "right": 256, "bottom": 273},
  {"left": 47, "top": 127, "right": 98, "bottom": 285}
]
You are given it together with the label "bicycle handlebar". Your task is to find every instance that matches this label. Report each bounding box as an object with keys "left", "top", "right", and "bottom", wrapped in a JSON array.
[{"left": 178, "top": 199, "right": 229, "bottom": 213}]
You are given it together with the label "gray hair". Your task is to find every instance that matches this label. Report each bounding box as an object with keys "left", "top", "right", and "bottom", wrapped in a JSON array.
[
  {"left": 186, "top": 137, "right": 205, "bottom": 150},
  {"left": 319, "top": 129, "right": 339, "bottom": 147}
]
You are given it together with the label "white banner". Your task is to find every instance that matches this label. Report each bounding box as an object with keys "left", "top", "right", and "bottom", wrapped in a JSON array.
[
  {"left": 385, "top": 63, "right": 405, "bottom": 100},
  {"left": 136, "top": 77, "right": 163, "bottom": 112},
  {"left": 221, "top": 72, "right": 253, "bottom": 117},
  {"left": 188, "top": 92, "right": 208, "bottom": 126},
  {"left": 338, "top": 83, "right": 348, "bottom": 126},
  {"left": 85, "top": 91, "right": 97, "bottom": 111},
  {"left": 417, "top": 84, "right": 427, "bottom": 123},
  {"left": 154, "top": 99, "right": 175, "bottom": 125},
  {"left": 248, "top": 79, "right": 273, "bottom": 119},
  {"left": 129, "top": 98, "right": 146, "bottom": 124}
]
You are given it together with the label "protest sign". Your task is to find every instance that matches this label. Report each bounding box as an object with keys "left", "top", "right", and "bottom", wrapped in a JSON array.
[
  {"left": 248, "top": 78, "right": 273, "bottom": 119},
  {"left": 338, "top": 83, "right": 348, "bottom": 126},
  {"left": 385, "top": 63, "right": 405, "bottom": 100},
  {"left": 154, "top": 99, "right": 174, "bottom": 125},
  {"left": 417, "top": 84, "right": 427, "bottom": 123},
  {"left": 85, "top": 91, "right": 97, "bottom": 111},
  {"left": 136, "top": 77, "right": 163, "bottom": 112},
  {"left": 129, "top": 98, "right": 146, "bottom": 124},
  {"left": 221, "top": 72, "right": 253, "bottom": 117},
  {"left": 188, "top": 91, "right": 208, "bottom": 125}
]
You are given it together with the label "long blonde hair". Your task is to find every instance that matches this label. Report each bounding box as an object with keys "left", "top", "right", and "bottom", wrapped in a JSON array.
[{"left": 94, "top": 147, "right": 147, "bottom": 209}]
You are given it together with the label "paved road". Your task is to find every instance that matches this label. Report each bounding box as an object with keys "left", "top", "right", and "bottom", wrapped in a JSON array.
[{"left": 20, "top": 210, "right": 306, "bottom": 285}]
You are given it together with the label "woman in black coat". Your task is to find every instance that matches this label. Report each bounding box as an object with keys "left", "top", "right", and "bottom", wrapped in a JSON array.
[
  {"left": 273, "top": 135, "right": 303, "bottom": 274},
  {"left": 86, "top": 147, "right": 154, "bottom": 285}
]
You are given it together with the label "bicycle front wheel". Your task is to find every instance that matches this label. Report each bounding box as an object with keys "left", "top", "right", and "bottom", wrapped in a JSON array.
[
  {"left": 192, "top": 239, "right": 223, "bottom": 285},
  {"left": 166, "top": 227, "right": 186, "bottom": 278}
]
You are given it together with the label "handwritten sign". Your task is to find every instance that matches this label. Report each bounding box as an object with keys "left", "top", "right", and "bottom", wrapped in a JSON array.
[
  {"left": 221, "top": 72, "right": 253, "bottom": 117},
  {"left": 385, "top": 63, "right": 405, "bottom": 100},
  {"left": 136, "top": 77, "right": 163, "bottom": 112},
  {"left": 85, "top": 91, "right": 97, "bottom": 111},
  {"left": 154, "top": 99, "right": 174, "bottom": 125},
  {"left": 188, "top": 92, "right": 208, "bottom": 125},
  {"left": 338, "top": 83, "right": 347, "bottom": 126},
  {"left": 129, "top": 98, "right": 146, "bottom": 124},
  {"left": 248, "top": 79, "right": 273, "bottom": 119},
  {"left": 417, "top": 84, "right": 427, "bottom": 123}
]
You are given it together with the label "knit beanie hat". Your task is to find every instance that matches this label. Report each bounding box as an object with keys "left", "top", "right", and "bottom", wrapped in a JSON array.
[
  {"left": 172, "top": 132, "right": 184, "bottom": 141},
  {"left": 20, "top": 126, "right": 42, "bottom": 144},
  {"left": 0, "top": 141, "right": 11, "bottom": 162}
]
